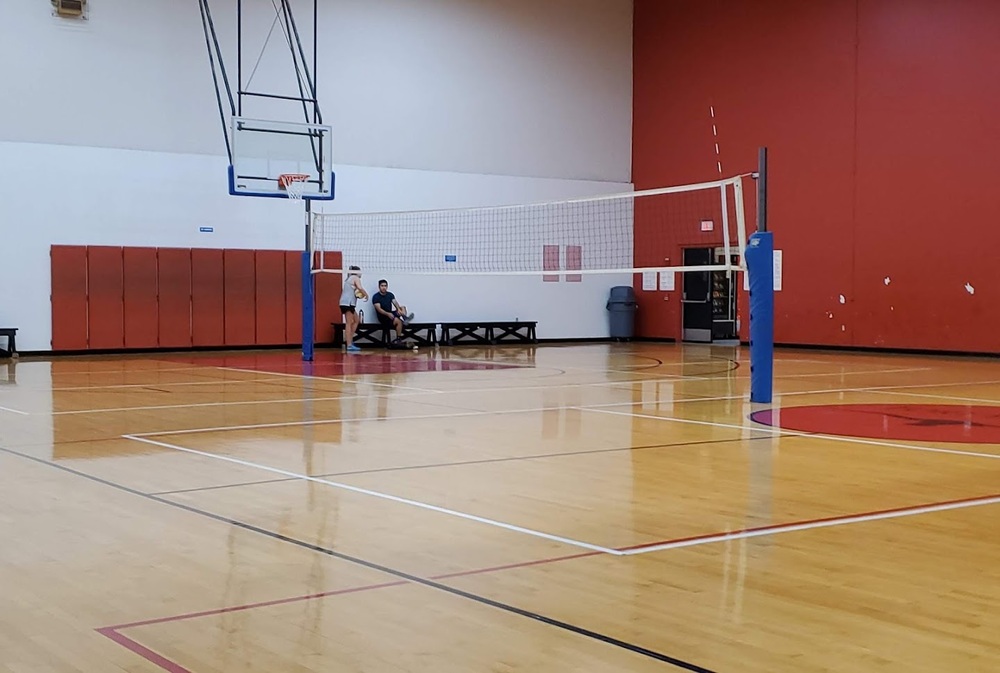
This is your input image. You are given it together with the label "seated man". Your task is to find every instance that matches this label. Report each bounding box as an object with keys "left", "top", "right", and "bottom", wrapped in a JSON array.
[{"left": 372, "top": 279, "right": 414, "bottom": 345}]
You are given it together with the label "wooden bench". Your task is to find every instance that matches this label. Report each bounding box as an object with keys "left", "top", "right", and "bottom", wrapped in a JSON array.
[
  {"left": 440, "top": 321, "right": 537, "bottom": 346},
  {"left": 332, "top": 322, "right": 438, "bottom": 348},
  {"left": 0, "top": 328, "right": 17, "bottom": 359}
]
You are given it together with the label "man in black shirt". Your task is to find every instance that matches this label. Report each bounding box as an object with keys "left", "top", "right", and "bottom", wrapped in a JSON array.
[{"left": 372, "top": 279, "right": 414, "bottom": 344}]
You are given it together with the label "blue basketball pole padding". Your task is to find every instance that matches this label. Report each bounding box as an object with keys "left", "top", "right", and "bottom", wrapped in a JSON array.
[{"left": 745, "top": 231, "right": 774, "bottom": 403}]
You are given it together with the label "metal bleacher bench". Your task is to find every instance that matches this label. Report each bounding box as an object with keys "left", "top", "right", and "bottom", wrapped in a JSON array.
[
  {"left": 0, "top": 328, "right": 18, "bottom": 358},
  {"left": 332, "top": 321, "right": 438, "bottom": 348},
  {"left": 439, "top": 321, "right": 536, "bottom": 346},
  {"left": 330, "top": 320, "right": 537, "bottom": 348}
]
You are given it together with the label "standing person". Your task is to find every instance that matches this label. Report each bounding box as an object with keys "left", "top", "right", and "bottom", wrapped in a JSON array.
[
  {"left": 372, "top": 279, "right": 414, "bottom": 345},
  {"left": 339, "top": 266, "right": 367, "bottom": 352}
]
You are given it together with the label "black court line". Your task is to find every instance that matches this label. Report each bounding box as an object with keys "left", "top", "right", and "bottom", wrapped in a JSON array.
[
  {"left": 150, "top": 435, "right": 769, "bottom": 497},
  {"left": 0, "top": 445, "right": 718, "bottom": 673}
]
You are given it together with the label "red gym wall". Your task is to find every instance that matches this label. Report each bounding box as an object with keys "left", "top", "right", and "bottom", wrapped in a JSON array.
[
  {"left": 50, "top": 246, "right": 342, "bottom": 351},
  {"left": 633, "top": 0, "right": 1000, "bottom": 352}
]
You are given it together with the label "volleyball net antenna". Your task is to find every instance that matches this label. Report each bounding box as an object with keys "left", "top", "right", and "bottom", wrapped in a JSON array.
[{"left": 309, "top": 174, "right": 752, "bottom": 277}]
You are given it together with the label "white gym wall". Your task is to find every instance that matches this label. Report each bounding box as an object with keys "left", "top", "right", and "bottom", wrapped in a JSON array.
[{"left": 0, "top": 0, "right": 634, "bottom": 351}]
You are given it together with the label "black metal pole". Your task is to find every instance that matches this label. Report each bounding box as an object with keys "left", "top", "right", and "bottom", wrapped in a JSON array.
[
  {"left": 198, "top": 0, "right": 233, "bottom": 162},
  {"left": 284, "top": 0, "right": 321, "bottom": 123},
  {"left": 313, "top": 0, "right": 319, "bottom": 125},
  {"left": 757, "top": 146, "right": 768, "bottom": 233},
  {"left": 237, "top": 0, "right": 242, "bottom": 116}
]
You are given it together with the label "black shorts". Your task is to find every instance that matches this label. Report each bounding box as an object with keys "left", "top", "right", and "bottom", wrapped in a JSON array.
[
  {"left": 377, "top": 312, "right": 398, "bottom": 327},
  {"left": 340, "top": 305, "right": 355, "bottom": 315}
]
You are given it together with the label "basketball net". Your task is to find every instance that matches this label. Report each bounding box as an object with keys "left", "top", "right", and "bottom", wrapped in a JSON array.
[{"left": 278, "top": 173, "right": 310, "bottom": 200}]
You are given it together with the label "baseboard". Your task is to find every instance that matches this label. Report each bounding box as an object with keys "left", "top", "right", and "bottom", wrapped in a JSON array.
[
  {"left": 535, "top": 337, "right": 613, "bottom": 344},
  {"left": 16, "top": 343, "right": 332, "bottom": 358}
]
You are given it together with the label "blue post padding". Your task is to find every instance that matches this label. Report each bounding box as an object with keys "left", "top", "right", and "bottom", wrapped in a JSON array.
[
  {"left": 301, "top": 251, "right": 315, "bottom": 362},
  {"left": 745, "top": 232, "right": 774, "bottom": 403}
]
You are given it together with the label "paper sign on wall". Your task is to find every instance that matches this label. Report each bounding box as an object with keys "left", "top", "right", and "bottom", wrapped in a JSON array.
[
  {"left": 642, "top": 270, "right": 657, "bottom": 291},
  {"left": 741, "top": 250, "right": 783, "bottom": 291},
  {"left": 659, "top": 271, "right": 675, "bottom": 291}
]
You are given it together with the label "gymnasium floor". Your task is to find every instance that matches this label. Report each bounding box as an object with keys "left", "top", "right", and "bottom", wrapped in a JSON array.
[{"left": 1, "top": 343, "right": 999, "bottom": 672}]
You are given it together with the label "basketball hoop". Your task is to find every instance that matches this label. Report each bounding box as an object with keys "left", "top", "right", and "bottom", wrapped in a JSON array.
[{"left": 278, "top": 173, "right": 311, "bottom": 200}]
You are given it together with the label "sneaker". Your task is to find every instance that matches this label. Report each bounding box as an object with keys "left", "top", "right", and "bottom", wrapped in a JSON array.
[
  {"left": 403, "top": 312, "right": 415, "bottom": 323},
  {"left": 346, "top": 344, "right": 361, "bottom": 352}
]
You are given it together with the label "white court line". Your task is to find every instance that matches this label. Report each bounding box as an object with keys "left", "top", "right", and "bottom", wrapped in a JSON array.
[
  {"left": 111, "top": 377, "right": 1000, "bottom": 438},
  {"left": 215, "top": 366, "right": 442, "bottom": 393},
  {"left": 123, "top": 433, "right": 620, "bottom": 556},
  {"left": 50, "top": 376, "right": 302, "bottom": 392},
  {"left": 128, "top": 406, "right": 560, "bottom": 438},
  {"left": 414, "top": 367, "right": 927, "bottom": 397},
  {"left": 619, "top": 494, "right": 1000, "bottom": 554},
  {"left": 581, "top": 407, "right": 1000, "bottom": 462},
  {"left": 0, "top": 405, "right": 29, "bottom": 416},
  {"left": 47, "top": 365, "right": 207, "bottom": 377},
  {"left": 865, "top": 389, "right": 1000, "bottom": 405},
  {"left": 765, "top": 367, "right": 933, "bottom": 379},
  {"left": 47, "top": 391, "right": 429, "bottom": 416},
  {"left": 595, "top": 376, "right": 1000, "bottom": 408},
  {"left": 797, "top": 377, "right": 1000, "bottom": 396}
]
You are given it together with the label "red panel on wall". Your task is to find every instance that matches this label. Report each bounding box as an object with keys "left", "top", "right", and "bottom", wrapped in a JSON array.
[
  {"left": 255, "top": 250, "right": 287, "bottom": 345},
  {"left": 50, "top": 245, "right": 89, "bottom": 351},
  {"left": 851, "top": 0, "right": 1000, "bottom": 352},
  {"left": 542, "top": 245, "right": 560, "bottom": 282},
  {"left": 157, "top": 248, "right": 192, "bottom": 349},
  {"left": 313, "top": 251, "right": 342, "bottom": 344},
  {"left": 87, "top": 246, "right": 124, "bottom": 350},
  {"left": 224, "top": 249, "right": 256, "bottom": 346},
  {"left": 633, "top": 0, "right": 857, "bottom": 344},
  {"left": 285, "top": 251, "right": 303, "bottom": 344},
  {"left": 565, "top": 245, "right": 582, "bottom": 283},
  {"left": 123, "top": 247, "right": 158, "bottom": 349},
  {"left": 191, "top": 248, "right": 225, "bottom": 347}
]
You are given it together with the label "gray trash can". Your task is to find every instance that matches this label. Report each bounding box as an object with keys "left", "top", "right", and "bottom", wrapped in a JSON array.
[{"left": 606, "top": 286, "right": 638, "bottom": 340}]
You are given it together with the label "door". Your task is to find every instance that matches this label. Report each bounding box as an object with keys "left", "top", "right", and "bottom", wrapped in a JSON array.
[{"left": 682, "top": 247, "right": 713, "bottom": 343}]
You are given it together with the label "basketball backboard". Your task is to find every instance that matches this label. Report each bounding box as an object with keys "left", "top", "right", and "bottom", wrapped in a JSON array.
[{"left": 228, "top": 117, "right": 335, "bottom": 200}]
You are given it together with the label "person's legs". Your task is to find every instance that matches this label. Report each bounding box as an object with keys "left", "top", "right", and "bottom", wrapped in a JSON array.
[
  {"left": 393, "top": 316, "right": 404, "bottom": 340},
  {"left": 345, "top": 308, "right": 360, "bottom": 350},
  {"left": 377, "top": 314, "right": 394, "bottom": 346},
  {"left": 340, "top": 307, "right": 352, "bottom": 347}
]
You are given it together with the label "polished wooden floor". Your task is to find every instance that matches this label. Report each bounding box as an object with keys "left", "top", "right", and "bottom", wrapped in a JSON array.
[{"left": 1, "top": 343, "right": 999, "bottom": 673}]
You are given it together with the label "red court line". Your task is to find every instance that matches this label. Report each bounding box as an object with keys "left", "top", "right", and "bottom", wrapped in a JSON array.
[
  {"left": 97, "top": 627, "right": 193, "bottom": 673},
  {"left": 105, "top": 580, "right": 409, "bottom": 631},
  {"left": 433, "top": 550, "right": 601, "bottom": 580},
  {"left": 96, "top": 549, "right": 601, "bottom": 673},
  {"left": 616, "top": 491, "right": 1000, "bottom": 553}
]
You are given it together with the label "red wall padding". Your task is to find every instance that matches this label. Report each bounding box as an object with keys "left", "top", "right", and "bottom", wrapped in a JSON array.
[
  {"left": 87, "top": 246, "right": 124, "bottom": 350},
  {"left": 633, "top": 0, "right": 1000, "bottom": 351},
  {"left": 157, "top": 248, "right": 193, "bottom": 348},
  {"left": 313, "top": 251, "right": 342, "bottom": 344},
  {"left": 50, "top": 245, "right": 88, "bottom": 351},
  {"left": 49, "top": 246, "right": 342, "bottom": 351},
  {"left": 285, "top": 251, "right": 303, "bottom": 344},
  {"left": 223, "top": 249, "right": 256, "bottom": 346},
  {"left": 123, "top": 247, "right": 159, "bottom": 349},
  {"left": 191, "top": 249, "right": 225, "bottom": 347},
  {"left": 255, "top": 250, "right": 287, "bottom": 346}
]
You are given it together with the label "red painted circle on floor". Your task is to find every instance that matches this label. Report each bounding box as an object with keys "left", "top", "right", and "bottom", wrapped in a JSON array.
[{"left": 750, "top": 404, "right": 1000, "bottom": 444}]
